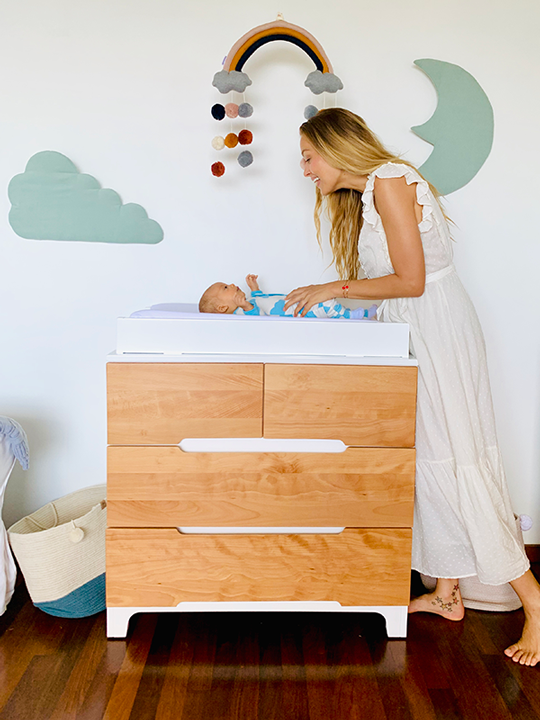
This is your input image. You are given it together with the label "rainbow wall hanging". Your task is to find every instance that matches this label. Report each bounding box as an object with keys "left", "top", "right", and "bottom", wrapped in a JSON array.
[{"left": 210, "top": 15, "right": 343, "bottom": 177}]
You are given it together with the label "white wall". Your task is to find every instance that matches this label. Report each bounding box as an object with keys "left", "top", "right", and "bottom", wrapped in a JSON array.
[{"left": 2, "top": 0, "right": 540, "bottom": 540}]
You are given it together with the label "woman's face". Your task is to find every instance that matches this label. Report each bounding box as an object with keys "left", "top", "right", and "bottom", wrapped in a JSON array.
[{"left": 300, "top": 136, "right": 342, "bottom": 195}]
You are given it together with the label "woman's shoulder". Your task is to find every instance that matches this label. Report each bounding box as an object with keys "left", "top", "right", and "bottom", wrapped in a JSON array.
[
  {"left": 368, "top": 161, "right": 424, "bottom": 184},
  {"left": 365, "top": 162, "right": 432, "bottom": 209},
  {"left": 364, "top": 163, "right": 423, "bottom": 205},
  {"left": 362, "top": 162, "right": 438, "bottom": 236}
]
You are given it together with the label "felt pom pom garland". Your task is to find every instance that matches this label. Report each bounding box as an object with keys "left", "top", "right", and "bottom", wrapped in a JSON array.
[
  {"left": 210, "top": 89, "right": 254, "bottom": 178},
  {"left": 210, "top": 15, "right": 342, "bottom": 178}
]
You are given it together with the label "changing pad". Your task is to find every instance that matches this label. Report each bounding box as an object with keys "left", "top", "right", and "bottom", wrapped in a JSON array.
[
  {"left": 118, "top": 303, "right": 410, "bottom": 357},
  {"left": 130, "top": 303, "right": 205, "bottom": 319}
]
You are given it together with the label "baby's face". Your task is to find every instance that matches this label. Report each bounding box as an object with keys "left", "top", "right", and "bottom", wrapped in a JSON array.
[{"left": 212, "top": 282, "right": 247, "bottom": 313}]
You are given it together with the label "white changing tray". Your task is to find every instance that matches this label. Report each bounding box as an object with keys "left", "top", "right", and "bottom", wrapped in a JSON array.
[{"left": 117, "top": 303, "right": 409, "bottom": 358}]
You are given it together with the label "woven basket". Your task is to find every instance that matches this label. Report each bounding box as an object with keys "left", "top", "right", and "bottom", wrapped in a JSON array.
[
  {"left": 420, "top": 516, "right": 524, "bottom": 612},
  {"left": 8, "top": 485, "right": 106, "bottom": 618}
]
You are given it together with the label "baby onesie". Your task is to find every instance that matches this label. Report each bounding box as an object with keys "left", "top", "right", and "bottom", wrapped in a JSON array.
[{"left": 234, "top": 291, "right": 375, "bottom": 319}]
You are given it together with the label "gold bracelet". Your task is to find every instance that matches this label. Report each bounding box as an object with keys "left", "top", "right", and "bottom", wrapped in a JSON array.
[{"left": 342, "top": 284, "right": 349, "bottom": 299}]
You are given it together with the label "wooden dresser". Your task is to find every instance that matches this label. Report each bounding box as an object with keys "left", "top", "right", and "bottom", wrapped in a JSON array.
[{"left": 106, "top": 356, "right": 417, "bottom": 638}]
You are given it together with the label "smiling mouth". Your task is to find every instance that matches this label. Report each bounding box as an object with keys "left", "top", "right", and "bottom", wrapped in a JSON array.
[{"left": 311, "top": 176, "right": 320, "bottom": 184}]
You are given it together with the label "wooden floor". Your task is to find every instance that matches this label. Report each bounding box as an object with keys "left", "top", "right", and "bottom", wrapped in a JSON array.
[{"left": 3, "top": 573, "right": 540, "bottom": 720}]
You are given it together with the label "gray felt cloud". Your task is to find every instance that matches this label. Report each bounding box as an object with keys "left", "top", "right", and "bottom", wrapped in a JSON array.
[
  {"left": 212, "top": 70, "right": 252, "bottom": 94},
  {"left": 304, "top": 70, "right": 344, "bottom": 95}
]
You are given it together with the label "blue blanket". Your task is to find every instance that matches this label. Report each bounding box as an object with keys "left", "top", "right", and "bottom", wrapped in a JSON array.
[{"left": 0, "top": 417, "right": 29, "bottom": 470}]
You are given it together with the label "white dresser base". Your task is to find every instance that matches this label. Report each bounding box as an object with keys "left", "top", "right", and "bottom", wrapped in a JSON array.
[{"left": 107, "top": 603, "right": 408, "bottom": 639}]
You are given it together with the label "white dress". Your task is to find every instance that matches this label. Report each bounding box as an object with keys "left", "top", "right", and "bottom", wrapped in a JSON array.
[{"left": 358, "top": 162, "right": 529, "bottom": 585}]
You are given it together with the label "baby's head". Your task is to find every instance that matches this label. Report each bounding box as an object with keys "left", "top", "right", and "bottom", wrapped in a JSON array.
[{"left": 199, "top": 282, "right": 247, "bottom": 314}]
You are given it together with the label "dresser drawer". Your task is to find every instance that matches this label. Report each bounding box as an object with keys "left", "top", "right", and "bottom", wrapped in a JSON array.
[
  {"left": 107, "top": 445, "right": 415, "bottom": 528},
  {"left": 106, "top": 528, "right": 412, "bottom": 607},
  {"left": 107, "top": 363, "right": 264, "bottom": 444},
  {"left": 263, "top": 364, "right": 417, "bottom": 447}
]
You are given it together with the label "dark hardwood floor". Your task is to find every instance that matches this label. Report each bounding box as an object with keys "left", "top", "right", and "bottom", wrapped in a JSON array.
[{"left": 3, "top": 572, "right": 540, "bottom": 719}]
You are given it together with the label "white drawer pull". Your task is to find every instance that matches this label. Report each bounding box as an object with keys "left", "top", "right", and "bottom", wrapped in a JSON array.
[
  {"left": 177, "top": 527, "right": 345, "bottom": 535},
  {"left": 178, "top": 438, "right": 347, "bottom": 453}
]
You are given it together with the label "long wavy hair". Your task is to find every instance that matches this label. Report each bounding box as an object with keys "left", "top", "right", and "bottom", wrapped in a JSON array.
[{"left": 300, "top": 108, "right": 442, "bottom": 280}]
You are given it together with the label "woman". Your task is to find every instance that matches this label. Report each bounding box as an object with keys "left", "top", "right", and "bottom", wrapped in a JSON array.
[{"left": 284, "top": 108, "right": 540, "bottom": 666}]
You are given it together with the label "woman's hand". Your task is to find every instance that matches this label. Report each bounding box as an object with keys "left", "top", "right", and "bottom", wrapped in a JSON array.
[
  {"left": 284, "top": 282, "right": 339, "bottom": 317},
  {"left": 245, "top": 274, "right": 260, "bottom": 292}
]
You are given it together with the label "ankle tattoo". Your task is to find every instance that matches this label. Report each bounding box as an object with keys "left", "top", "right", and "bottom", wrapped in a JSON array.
[{"left": 432, "top": 584, "right": 460, "bottom": 612}]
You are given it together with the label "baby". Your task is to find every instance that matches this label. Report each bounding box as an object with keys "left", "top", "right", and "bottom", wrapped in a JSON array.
[{"left": 199, "top": 274, "right": 377, "bottom": 319}]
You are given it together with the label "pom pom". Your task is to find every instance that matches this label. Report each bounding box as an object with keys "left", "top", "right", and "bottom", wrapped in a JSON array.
[
  {"left": 224, "top": 133, "right": 238, "bottom": 148},
  {"left": 238, "top": 151, "right": 253, "bottom": 168},
  {"left": 520, "top": 514, "right": 533, "bottom": 531},
  {"left": 238, "top": 102, "right": 253, "bottom": 118},
  {"left": 238, "top": 129, "right": 253, "bottom": 145},
  {"left": 211, "top": 104, "right": 226, "bottom": 120},
  {"left": 211, "top": 136, "right": 225, "bottom": 150},
  {"left": 69, "top": 527, "right": 85, "bottom": 543},
  {"left": 225, "top": 103, "right": 239, "bottom": 118},
  {"left": 211, "top": 162, "right": 225, "bottom": 177},
  {"left": 304, "top": 105, "right": 319, "bottom": 120}
]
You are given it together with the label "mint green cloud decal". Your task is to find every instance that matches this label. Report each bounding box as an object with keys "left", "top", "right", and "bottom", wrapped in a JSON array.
[
  {"left": 8, "top": 151, "right": 163, "bottom": 244},
  {"left": 412, "top": 59, "right": 494, "bottom": 196}
]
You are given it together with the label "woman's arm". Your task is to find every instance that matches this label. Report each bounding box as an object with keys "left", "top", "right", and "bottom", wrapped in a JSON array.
[{"left": 285, "top": 176, "right": 425, "bottom": 316}]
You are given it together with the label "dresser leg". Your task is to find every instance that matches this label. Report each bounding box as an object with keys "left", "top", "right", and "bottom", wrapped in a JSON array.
[
  {"left": 379, "top": 606, "right": 408, "bottom": 638},
  {"left": 107, "top": 608, "right": 134, "bottom": 638}
]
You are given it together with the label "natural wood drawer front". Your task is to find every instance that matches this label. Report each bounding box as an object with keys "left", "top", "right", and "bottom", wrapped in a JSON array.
[
  {"left": 106, "top": 528, "right": 412, "bottom": 607},
  {"left": 107, "top": 363, "right": 264, "bottom": 444},
  {"left": 263, "top": 365, "right": 418, "bottom": 447},
  {"left": 107, "top": 445, "right": 415, "bottom": 528}
]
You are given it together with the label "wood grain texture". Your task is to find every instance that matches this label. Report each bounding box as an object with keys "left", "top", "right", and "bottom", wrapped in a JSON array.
[
  {"left": 102, "top": 615, "right": 158, "bottom": 720},
  {"left": 6, "top": 569, "right": 540, "bottom": 720},
  {"left": 106, "top": 528, "right": 412, "bottom": 607},
  {"left": 107, "top": 445, "right": 416, "bottom": 528},
  {"left": 107, "top": 363, "right": 264, "bottom": 444},
  {"left": 263, "top": 364, "right": 418, "bottom": 447}
]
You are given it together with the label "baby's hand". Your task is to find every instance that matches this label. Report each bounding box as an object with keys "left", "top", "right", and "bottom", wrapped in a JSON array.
[{"left": 246, "top": 274, "right": 260, "bottom": 292}]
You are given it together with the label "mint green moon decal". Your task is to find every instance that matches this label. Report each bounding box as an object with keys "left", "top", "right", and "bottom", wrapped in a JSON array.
[
  {"left": 412, "top": 59, "right": 494, "bottom": 196},
  {"left": 8, "top": 151, "right": 163, "bottom": 244}
]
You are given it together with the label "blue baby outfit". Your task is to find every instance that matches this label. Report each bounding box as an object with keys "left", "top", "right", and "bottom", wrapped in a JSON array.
[{"left": 234, "top": 292, "right": 374, "bottom": 319}]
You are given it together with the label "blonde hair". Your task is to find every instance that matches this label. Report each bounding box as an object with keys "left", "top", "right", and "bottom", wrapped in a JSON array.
[
  {"left": 300, "top": 108, "right": 443, "bottom": 280},
  {"left": 199, "top": 284, "right": 221, "bottom": 313}
]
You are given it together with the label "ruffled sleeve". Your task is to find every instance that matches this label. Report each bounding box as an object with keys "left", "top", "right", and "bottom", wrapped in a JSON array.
[{"left": 362, "top": 162, "right": 435, "bottom": 236}]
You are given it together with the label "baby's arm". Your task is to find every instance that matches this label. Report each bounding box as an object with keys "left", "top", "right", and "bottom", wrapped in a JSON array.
[{"left": 246, "top": 274, "right": 261, "bottom": 292}]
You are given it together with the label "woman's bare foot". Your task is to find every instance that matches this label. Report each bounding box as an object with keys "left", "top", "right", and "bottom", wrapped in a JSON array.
[
  {"left": 506, "top": 570, "right": 540, "bottom": 666},
  {"left": 505, "top": 617, "right": 540, "bottom": 667},
  {"left": 409, "top": 579, "right": 465, "bottom": 622}
]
